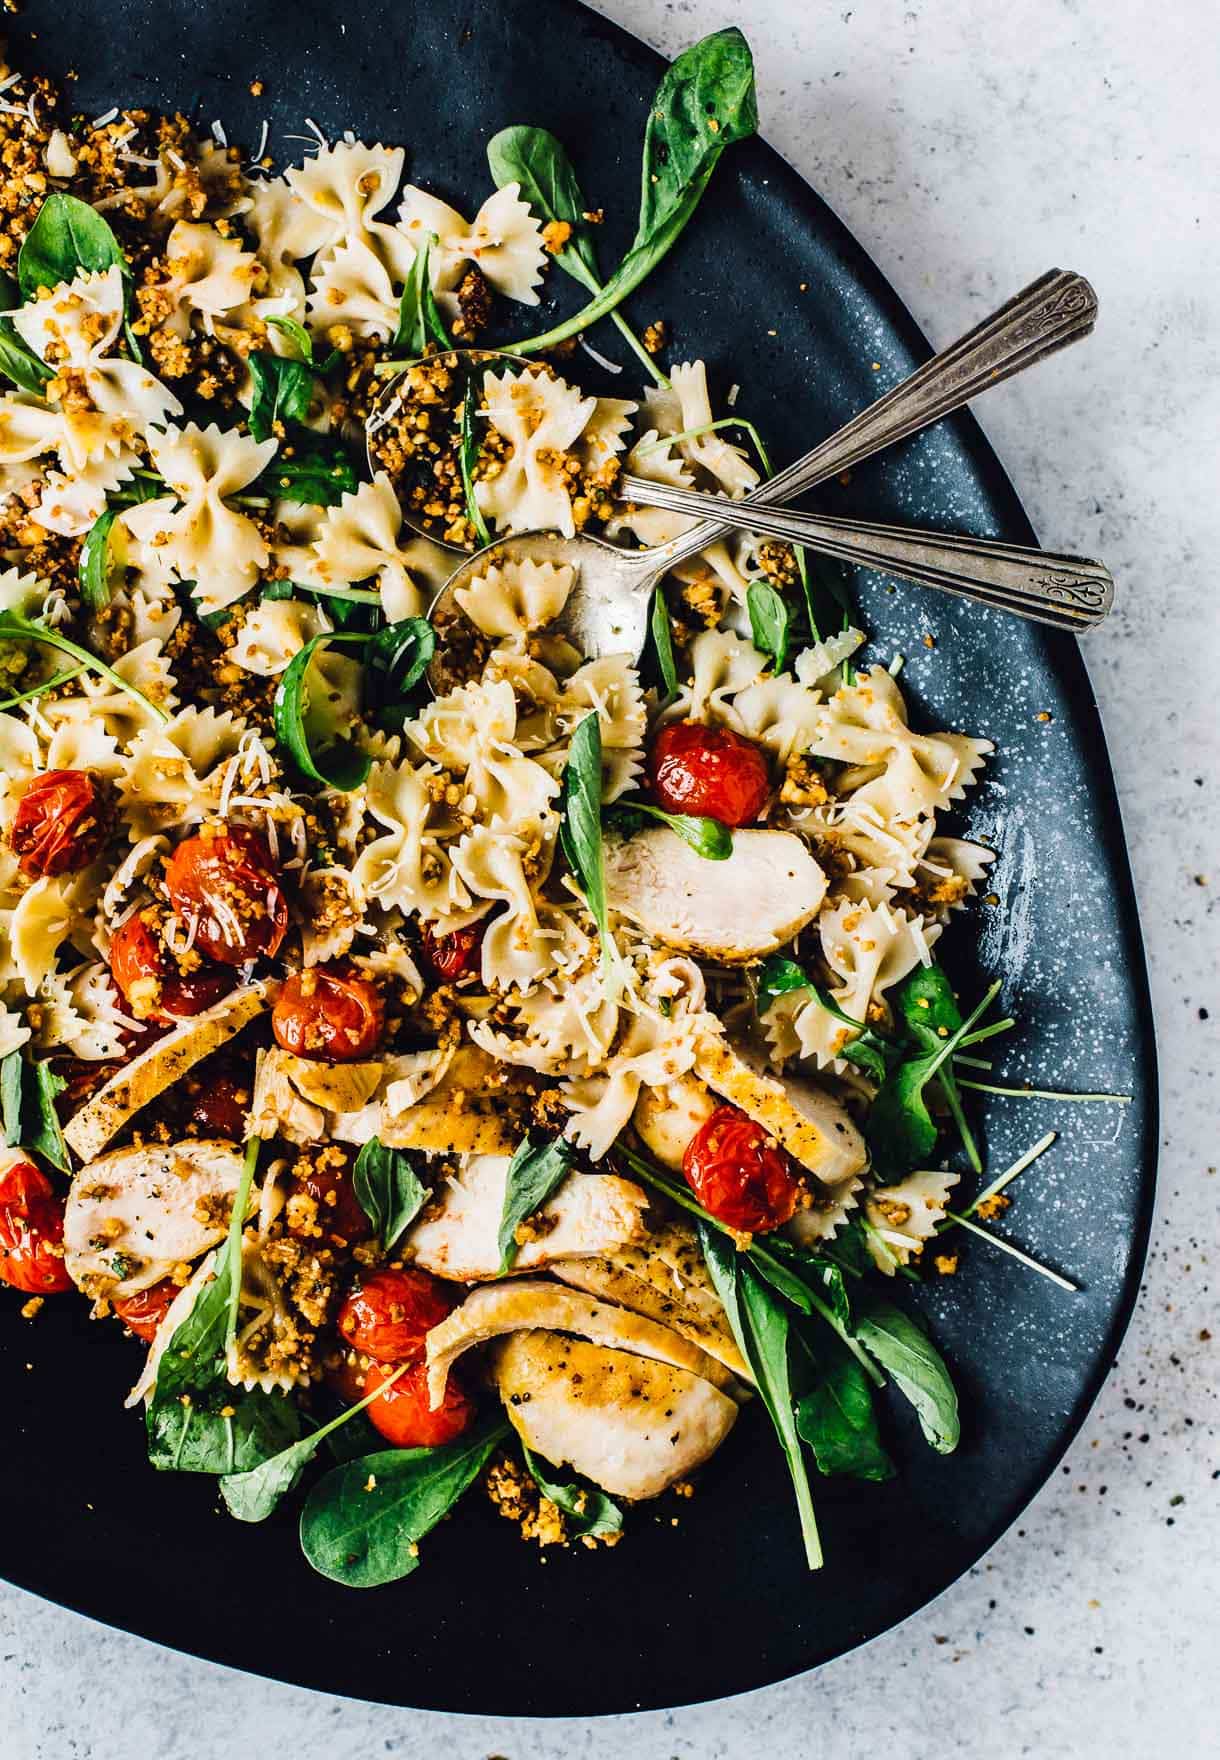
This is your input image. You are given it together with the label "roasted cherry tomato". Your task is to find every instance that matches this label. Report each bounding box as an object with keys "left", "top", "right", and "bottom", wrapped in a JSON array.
[
  {"left": 165, "top": 826, "right": 288, "bottom": 966},
  {"left": 10, "top": 768, "right": 112, "bottom": 879},
  {"left": 109, "top": 911, "right": 234, "bottom": 1024},
  {"left": 337, "top": 1267, "right": 456, "bottom": 1365},
  {"left": 682, "top": 1104, "right": 802, "bottom": 1234},
  {"left": 357, "top": 1358, "right": 474, "bottom": 1448},
  {"left": 647, "top": 722, "right": 770, "bottom": 826},
  {"left": 286, "top": 1153, "right": 372, "bottom": 1246},
  {"left": 112, "top": 1278, "right": 178, "bottom": 1342},
  {"left": 419, "top": 919, "right": 486, "bottom": 982},
  {"left": 0, "top": 1158, "right": 72, "bottom": 1294},
  {"left": 187, "top": 1068, "right": 249, "bottom": 1139},
  {"left": 272, "top": 965, "right": 385, "bottom": 1062}
]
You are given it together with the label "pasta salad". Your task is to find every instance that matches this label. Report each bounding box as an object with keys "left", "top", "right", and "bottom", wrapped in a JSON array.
[{"left": 0, "top": 28, "right": 1087, "bottom": 1584}]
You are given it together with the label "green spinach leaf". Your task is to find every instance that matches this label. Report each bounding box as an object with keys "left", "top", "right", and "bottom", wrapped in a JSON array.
[
  {"left": 866, "top": 976, "right": 999, "bottom": 1179},
  {"left": 855, "top": 1298, "right": 959, "bottom": 1453},
  {"left": 394, "top": 232, "right": 452, "bottom": 354},
  {"left": 272, "top": 629, "right": 371, "bottom": 791},
  {"left": 458, "top": 374, "right": 490, "bottom": 546},
  {"left": 522, "top": 1445, "right": 623, "bottom": 1539},
  {"left": 0, "top": 1050, "right": 70, "bottom": 1172},
  {"left": 352, "top": 1137, "right": 429, "bottom": 1252},
  {"left": 505, "top": 29, "right": 757, "bottom": 356},
  {"left": 254, "top": 444, "right": 360, "bottom": 507},
  {"left": 248, "top": 351, "right": 316, "bottom": 443},
  {"left": 795, "top": 1331, "right": 895, "bottom": 1482},
  {"left": 78, "top": 508, "right": 127, "bottom": 611},
  {"left": 0, "top": 269, "right": 51, "bottom": 394},
  {"left": 17, "top": 194, "right": 128, "bottom": 298},
  {"left": 701, "top": 1224, "right": 822, "bottom": 1569},
  {"left": 498, "top": 1132, "right": 575, "bottom": 1271},
  {"left": 560, "top": 711, "right": 616, "bottom": 969},
  {"left": 649, "top": 584, "right": 679, "bottom": 698},
  {"left": 299, "top": 1422, "right": 508, "bottom": 1586},
  {"left": 747, "top": 580, "right": 790, "bottom": 675},
  {"left": 362, "top": 616, "right": 436, "bottom": 730}
]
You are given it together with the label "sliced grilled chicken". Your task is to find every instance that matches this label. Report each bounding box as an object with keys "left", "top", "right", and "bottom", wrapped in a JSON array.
[
  {"left": 425, "top": 1279, "right": 743, "bottom": 1410},
  {"left": 380, "top": 1044, "right": 529, "bottom": 1155},
  {"left": 694, "top": 1031, "right": 866, "bottom": 1184},
  {"left": 549, "top": 1218, "right": 750, "bottom": 1384},
  {"left": 63, "top": 983, "right": 270, "bottom": 1163},
  {"left": 633, "top": 1074, "right": 717, "bottom": 1170},
  {"left": 405, "top": 1153, "right": 647, "bottom": 1281},
  {"left": 492, "top": 1330, "right": 738, "bottom": 1500},
  {"left": 602, "top": 828, "right": 826, "bottom": 961},
  {"left": 64, "top": 1139, "right": 247, "bottom": 1297},
  {"left": 250, "top": 1047, "right": 384, "bottom": 1146}
]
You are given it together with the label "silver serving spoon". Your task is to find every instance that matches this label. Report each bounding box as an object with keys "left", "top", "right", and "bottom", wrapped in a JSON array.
[{"left": 419, "top": 269, "right": 1104, "bottom": 670}]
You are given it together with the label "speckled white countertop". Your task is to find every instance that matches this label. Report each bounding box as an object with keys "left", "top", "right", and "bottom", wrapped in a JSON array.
[{"left": 3, "top": 2, "right": 1217, "bottom": 1754}]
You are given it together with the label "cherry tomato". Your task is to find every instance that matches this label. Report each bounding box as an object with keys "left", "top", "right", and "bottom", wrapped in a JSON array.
[
  {"left": 648, "top": 722, "right": 770, "bottom": 826},
  {"left": 359, "top": 1359, "right": 474, "bottom": 1448},
  {"left": 272, "top": 966, "right": 385, "bottom": 1062},
  {"left": 112, "top": 1278, "right": 178, "bottom": 1342},
  {"left": 419, "top": 919, "right": 486, "bottom": 982},
  {"left": 187, "top": 1069, "right": 249, "bottom": 1139},
  {"left": 10, "top": 769, "right": 112, "bottom": 878},
  {"left": 165, "top": 826, "right": 288, "bottom": 967},
  {"left": 287, "top": 1155, "right": 372, "bottom": 1246},
  {"left": 337, "top": 1267, "right": 456, "bottom": 1365},
  {"left": 109, "top": 912, "right": 234, "bottom": 1024},
  {"left": 683, "top": 1104, "right": 802, "bottom": 1234},
  {"left": 0, "top": 1158, "right": 72, "bottom": 1294}
]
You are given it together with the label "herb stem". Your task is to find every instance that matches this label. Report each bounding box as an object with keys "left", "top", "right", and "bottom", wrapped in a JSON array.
[
  {"left": 958, "top": 1017, "right": 1016, "bottom": 1049},
  {"left": 0, "top": 663, "right": 85, "bottom": 710},
  {"left": 6, "top": 618, "right": 169, "bottom": 724},
  {"left": 943, "top": 1210, "right": 1078, "bottom": 1292},
  {"left": 957, "top": 1079, "right": 1132, "bottom": 1103},
  {"left": 224, "top": 1137, "right": 260, "bottom": 1355}
]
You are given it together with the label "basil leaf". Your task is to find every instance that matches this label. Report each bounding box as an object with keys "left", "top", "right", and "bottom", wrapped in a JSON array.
[
  {"left": 18, "top": 193, "right": 128, "bottom": 298},
  {"left": 352, "top": 1137, "right": 428, "bottom": 1251},
  {"left": 505, "top": 29, "right": 757, "bottom": 356},
  {"left": 299, "top": 1423, "right": 508, "bottom": 1587},
  {"left": 78, "top": 508, "right": 127, "bottom": 611},
  {"left": 605, "top": 798, "right": 731, "bottom": 861},
  {"left": 700, "top": 1225, "right": 822, "bottom": 1569},
  {"left": 560, "top": 711, "right": 614, "bottom": 966},
  {"left": 248, "top": 351, "right": 316, "bottom": 443},
  {"left": 747, "top": 580, "right": 791, "bottom": 675},
  {"left": 649, "top": 584, "right": 679, "bottom": 699},
  {"left": 0, "top": 1049, "right": 24, "bottom": 1146},
  {"left": 498, "top": 1132, "right": 575, "bottom": 1271},
  {"left": 795, "top": 1332, "right": 895, "bottom": 1482},
  {"left": 855, "top": 1298, "right": 960, "bottom": 1454},
  {"left": 522, "top": 1445, "right": 623, "bottom": 1539},
  {"left": 0, "top": 314, "right": 52, "bottom": 393},
  {"left": 265, "top": 314, "right": 316, "bottom": 363},
  {"left": 272, "top": 629, "right": 371, "bottom": 791},
  {"left": 394, "top": 231, "right": 452, "bottom": 354},
  {"left": 361, "top": 615, "right": 436, "bottom": 730},
  {"left": 29, "top": 1060, "right": 68, "bottom": 1173},
  {"left": 254, "top": 445, "right": 359, "bottom": 507},
  {"left": 458, "top": 374, "right": 490, "bottom": 546}
]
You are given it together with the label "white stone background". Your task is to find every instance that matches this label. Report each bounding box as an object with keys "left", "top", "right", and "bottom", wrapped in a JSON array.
[{"left": 4, "top": 0, "right": 1218, "bottom": 1754}]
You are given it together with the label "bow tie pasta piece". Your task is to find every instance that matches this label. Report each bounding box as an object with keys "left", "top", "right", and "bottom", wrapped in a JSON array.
[
  {"left": 0, "top": 393, "right": 65, "bottom": 467},
  {"left": 307, "top": 232, "right": 405, "bottom": 342},
  {"left": 810, "top": 665, "right": 992, "bottom": 819},
  {"left": 864, "top": 1169, "right": 960, "bottom": 1274},
  {"left": 398, "top": 181, "right": 546, "bottom": 306},
  {"left": 245, "top": 174, "right": 338, "bottom": 279},
  {"left": 286, "top": 141, "right": 405, "bottom": 250},
  {"left": 116, "top": 706, "right": 255, "bottom": 838},
  {"left": 562, "top": 1000, "right": 703, "bottom": 1159},
  {"left": 643, "top": 359, "right": 759, "bottom": 499},
  {"left": 606, "top": 425, "right": 696, "bottom": 547},
  {"left": 455, "top": 556, "right": 576, "bottom": 642},
  {"left": 352, "top": 759, "right": 472, "bottom": 921},
  {"left": 124, "top": 421, "right": 278, "bottom": 612},
  {"left": 11, "top": 873, "right": 78, "bottom": 996},
  {"left": 230, "top": 597, "right": 333, "bottom": 678},
  {"left": 452, "top": 821, "right": 558, "bottom": 991},
  {"left": 144, "top": 220, "right": 261, "bottom": 337},
  {"left": 477, "top": 368, "right": 599, "bottom": 537},
  {"left": 310, "top": 473, "right": 447, "bottom": 619},
  {"left": 35, "top": 449, "right": 140, "bottom": 538},
  {"left": 920, "top": 835, "right": 997, "bottom": 919}
]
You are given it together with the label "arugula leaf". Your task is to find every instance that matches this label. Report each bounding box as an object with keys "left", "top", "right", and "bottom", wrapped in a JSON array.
[
  {"left": 747, "top": 580, "right": 791, "bottom": 675},
  {"left": 522, "top": 1445, "right": 623, "bottom": 1539},
  {"left": 394, "top": 232, "right": 452, "bottom": 354},
  {"left": 272, "top": 629, "right": 371, "bottom": 791},
  {"left": 299, "top": 1422, "right": 508, "bottom": 1586},
  {"left": 604, "top": 797, "right": 731, "bottom": 861},
  {"left": 264, "top": 314, "right": 339, "bottom": 374},
  {"left": 0, "top": 609, "right": 167, "bottom": 725},
  {"left": 649, "top": 584, "right": 679, "bottom": 698},
  {"left": 560, "top": 711, "right": 615, "bottom": 969},
  {"left": 487, "top": 126, "right": 666, "bottom": 385},
  {"left": 701, "top": 1224, "right": 822, "bottom": 1569},
  {"left": 498, "top": 1132, "right": 575, "bottom": 1271},
  {"left": 855, "top": 1297, "right": 960, "bottom": 1454},
  {"left": 795, "top": 1330, "right": 895, "bottom": 1482},
  {"left": 362, "top": 616, "right": 436, "bottom": 730},
  {"left": 505, "top": 29, "right": 757, "bottom": 357},
  {"left": 29, "top": 1061, "right": 68, "bottom": 1172},
  {"left": 248, "top": 351, "right": 316, "bottom": 443},
  {"left": 458, "top": 375, "right": 491, "bottom": 546},
  {"left": 755, "top": 952, "right": 899, "bottom": 1085},
  {"left": 221, "top": 1362, "right": 410, "bottom": 1522},
  {"left": 0, "top": 270, "right": 52, "bottom": 394},
  {"left": 78, "top": 508, "right": 127, "bottom": 612},
  {"left": 0, "top": 1049, "right": 22, "bottom": 1146},
  {"left": 352, "top": 1137, "right": 428, "bottom": 1252},
  {"left": 894, "top": 961, "right": 980, "bottom": 1169},
  {"left": 17, "top": 194, "right": 128, "bottom": 298},
  {"left": 254, "top": 445, "right": 360, "bottom": 507},
  {"left": 867, "top": 977, "right": 999, "bottom": 1180}
]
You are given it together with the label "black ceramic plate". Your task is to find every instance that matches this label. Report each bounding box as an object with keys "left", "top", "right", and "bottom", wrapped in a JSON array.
[{"left": 1, "top": 0, "right": 1156, "bottom": 1716}]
